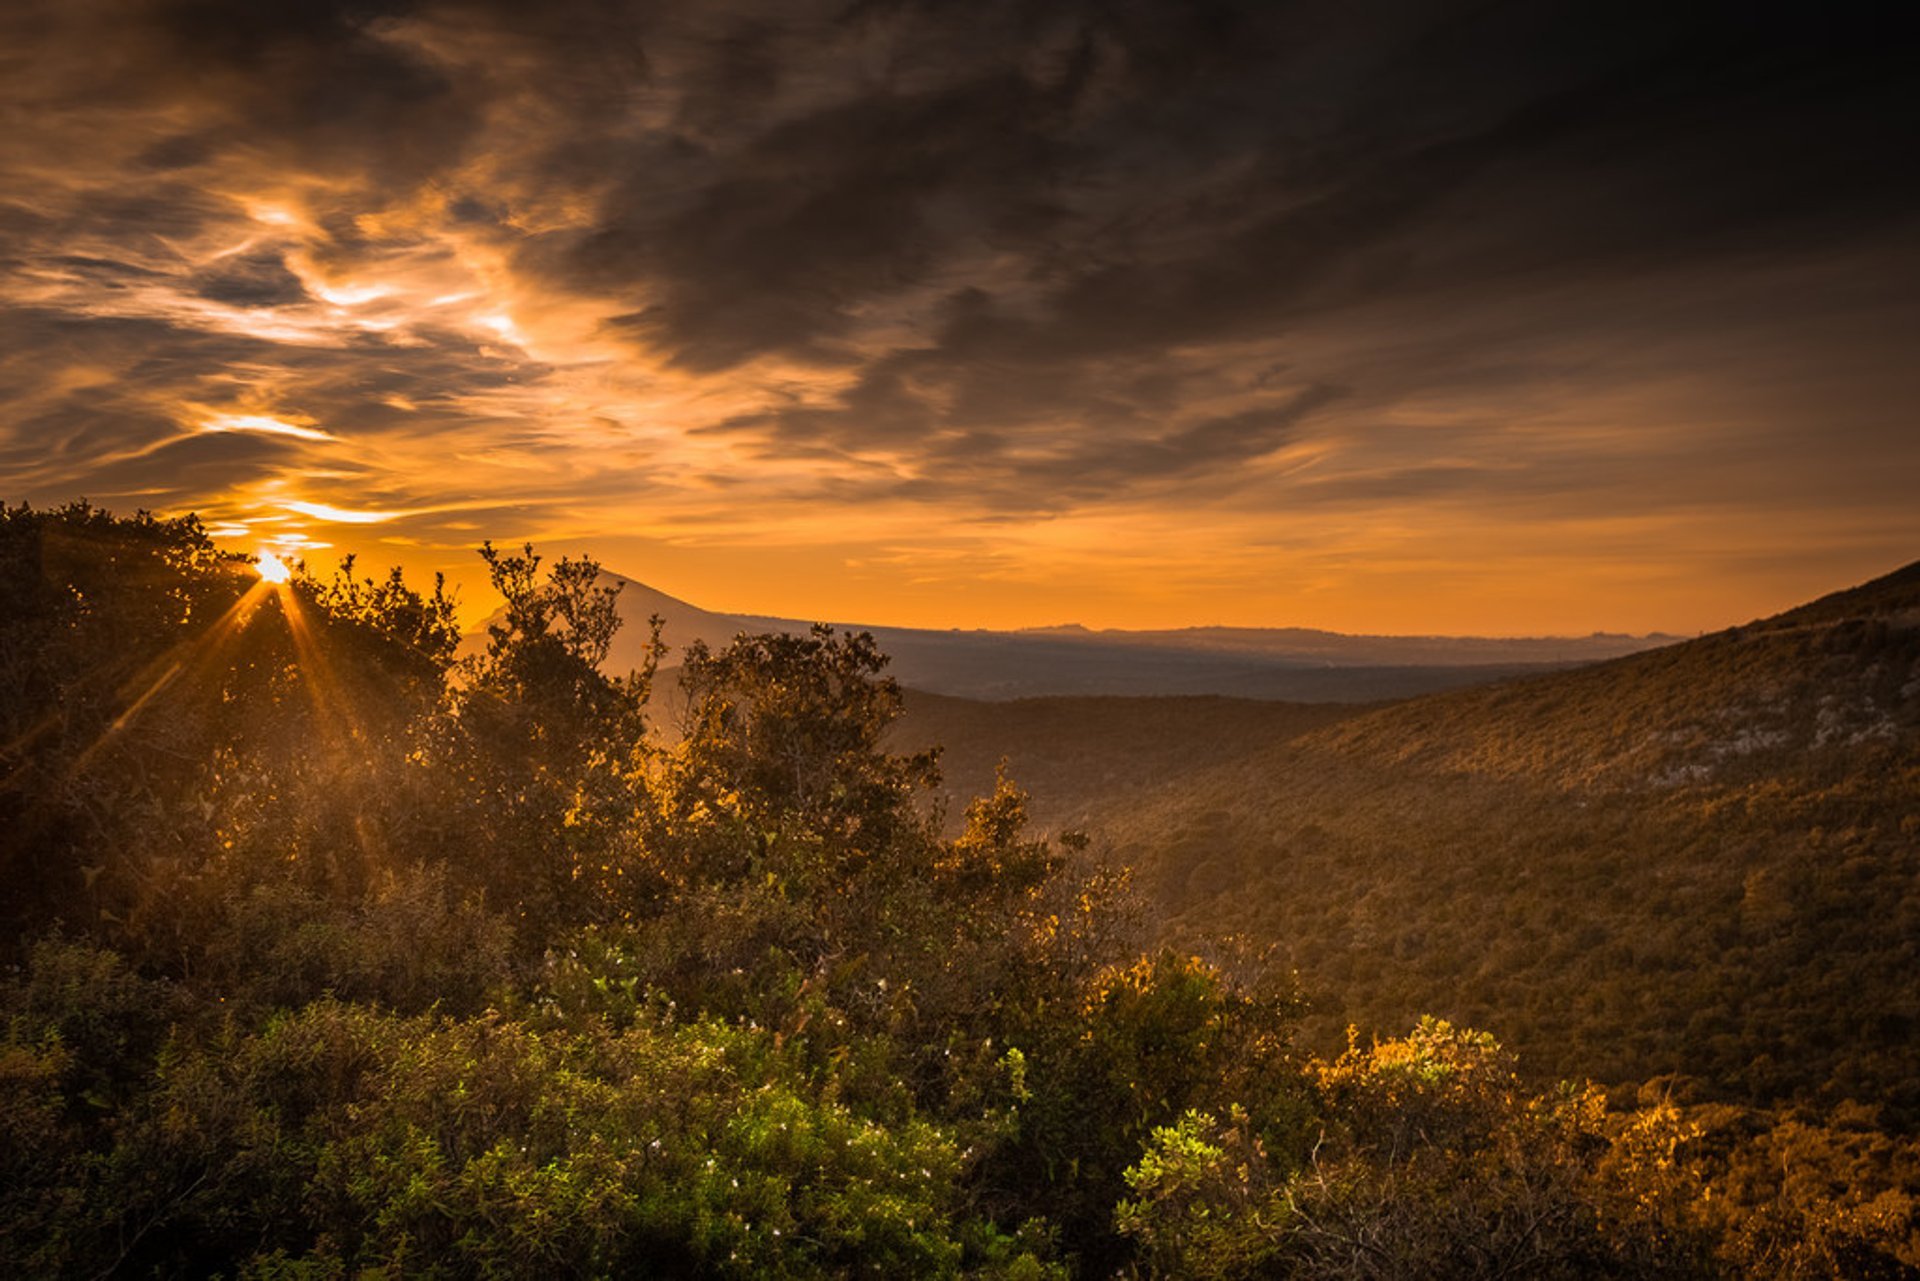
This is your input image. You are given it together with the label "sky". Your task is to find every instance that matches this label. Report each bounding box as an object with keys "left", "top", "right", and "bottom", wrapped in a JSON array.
[{"left": 2, "top": 0, "right": 1916, "bottom": 635}]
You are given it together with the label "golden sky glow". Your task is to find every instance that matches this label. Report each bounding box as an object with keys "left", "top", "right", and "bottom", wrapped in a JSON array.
[{"left": 2, "top": 1, "right": 1915, "bottom": 635}]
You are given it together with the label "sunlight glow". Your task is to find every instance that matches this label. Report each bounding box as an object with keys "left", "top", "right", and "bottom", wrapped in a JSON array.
[
  {"left": 200, "top": 413, "right": 334, "bottom": 442},
  {"left": 274, "top": 582, "right": 387, "bottom": 869},
  {"left": 283, "top": 500, "right": 401, "bottom": 524},
  {"left": 308, "top": 280, "right": 396, "bottom": 307},
  {"left": 59, "top": 582, "right": 276, "bottom": 778},
  {"left": 246, "top": 202, "right": 302, "bottom": 227},
  {"left": 255, "top": 550, "right": 292, "bottom": 583}
]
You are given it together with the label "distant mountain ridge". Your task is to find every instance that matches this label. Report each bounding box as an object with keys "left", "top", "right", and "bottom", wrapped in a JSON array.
[
  {"left": 473, "top": 571, "right": 1679, "bottom": 702},
  {"left": 1010, "top": 622, "right": 1675, "bottom": 667}
]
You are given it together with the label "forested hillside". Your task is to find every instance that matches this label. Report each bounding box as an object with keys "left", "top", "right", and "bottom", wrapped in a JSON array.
[
  {"left": 2, "top": 505, "right": 1915, "bottom": 1277},
  {"left": 893, "top": 693, "right": 1358, "bottom": 836},
  {"left": 915, "top": 563, "right": 1920, "bottom": 1122}
]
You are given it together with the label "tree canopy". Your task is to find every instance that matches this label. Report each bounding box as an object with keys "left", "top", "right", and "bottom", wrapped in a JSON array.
[{"left": 1, "top": 504, "right": 1913, "bottom": 1277}]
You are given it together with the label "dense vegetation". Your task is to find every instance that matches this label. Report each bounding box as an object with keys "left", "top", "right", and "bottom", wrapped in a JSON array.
[
  {"left": 3, "top": 503, "right": 1916, "bottom": 1277},
  {"left": 909, "top": 570, "right": 1920, "bottom": 1118}
]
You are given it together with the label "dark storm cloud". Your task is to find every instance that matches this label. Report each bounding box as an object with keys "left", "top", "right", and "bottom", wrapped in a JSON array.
[
  {"left": 191, "top": 251, "right": 311, "bottom": 307},
  {"left": 503, "top": 0, "right": 1916, "bottom": 498},
  {"left": 137, "top": 0, "right": 484, "bottom": 188},
  {"left": 571, "top": 63, "right": 1074, "bottom": 372},
  {"left": 1, "top": 0, "right": 1916, "bottom": 613},
  {"left": 915, "top": 384, "right": 1350, "bottom": 506}
]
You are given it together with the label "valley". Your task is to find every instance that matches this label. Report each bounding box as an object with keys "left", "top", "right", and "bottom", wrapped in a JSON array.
[{"left": 901, "top": 562, "right": 1920, "bottom": 1115}]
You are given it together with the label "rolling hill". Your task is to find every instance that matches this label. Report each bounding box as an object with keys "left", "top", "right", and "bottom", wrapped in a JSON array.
[{"left": 901, "top": 561, "right": 1920, "bottom": 1116}]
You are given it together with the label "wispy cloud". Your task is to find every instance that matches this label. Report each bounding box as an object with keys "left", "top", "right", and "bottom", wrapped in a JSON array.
[
  {"left": 0, "top": 0, "right": 1914, "bottom": 632},
  {"left": 282, "top": 500, "right": 405, "bottom": 525},
  {"left": 199, "top": 414, "right": 335, "bottom": 443}
]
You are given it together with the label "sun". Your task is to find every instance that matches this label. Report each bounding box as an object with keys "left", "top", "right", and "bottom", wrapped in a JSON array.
[{"left": 255, "top": 549, "right": 292, "bottom": 583}]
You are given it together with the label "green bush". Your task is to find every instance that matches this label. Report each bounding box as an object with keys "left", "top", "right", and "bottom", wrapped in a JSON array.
[{"left": 4, "top": 507, "right": 1913, "bottom": 1278}]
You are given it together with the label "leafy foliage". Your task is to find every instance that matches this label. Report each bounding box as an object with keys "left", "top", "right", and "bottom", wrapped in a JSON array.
[{"left": 1, "top": 504, "right": 1914, "bottom": 1277}]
